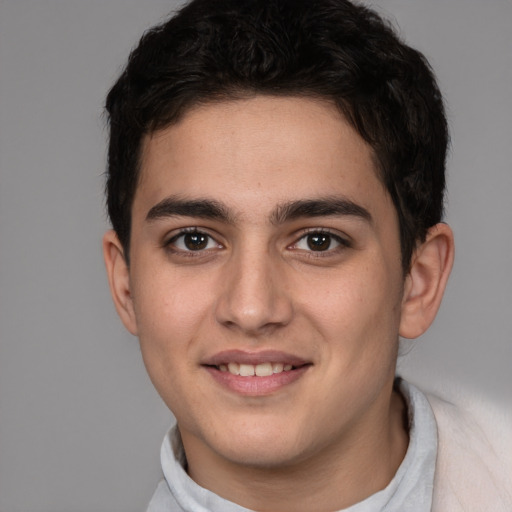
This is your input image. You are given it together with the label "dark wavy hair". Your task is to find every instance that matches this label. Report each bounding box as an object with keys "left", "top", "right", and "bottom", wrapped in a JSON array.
[{"left": 105, "top": 0, "right": 448, "bottom": 271}]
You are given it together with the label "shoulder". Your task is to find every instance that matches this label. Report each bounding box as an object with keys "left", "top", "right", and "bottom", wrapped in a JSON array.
[{"left": 426, "top": 390, "right": 512, "bottom": 511}]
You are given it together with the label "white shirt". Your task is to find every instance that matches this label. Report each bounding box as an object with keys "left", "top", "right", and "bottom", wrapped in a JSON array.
[{"left": 146, "top": 379, "right": 438, "bottom": 512}]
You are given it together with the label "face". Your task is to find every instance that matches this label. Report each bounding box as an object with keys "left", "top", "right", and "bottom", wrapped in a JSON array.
[{"left": 118, "top": 97, "right": 406, "bottom": 470}]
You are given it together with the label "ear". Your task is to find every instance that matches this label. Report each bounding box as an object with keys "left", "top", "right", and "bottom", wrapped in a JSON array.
[
  {"left": 399, "top": 223, "right": 454, "bottom": 339},
  {"left": 102, "top": 230, "right": 138, "bottom": 335}
]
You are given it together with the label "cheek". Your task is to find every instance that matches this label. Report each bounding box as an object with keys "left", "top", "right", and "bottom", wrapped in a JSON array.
[
  {"left": 133, "top": 264, "right": 211, "bottom": 335},
  {"left": 300, "top": 260, "right": 402, "bottom": 351},
  {"left": 130, "top": 269, "right": 213, "bottom": 387}
]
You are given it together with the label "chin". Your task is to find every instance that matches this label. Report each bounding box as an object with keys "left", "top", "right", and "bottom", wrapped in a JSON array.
[
  {"left": 219, "top": 442, "right": 304, "bottom": 469},
  {"left": 205, "top": 420, "right": 316, "bottom": 469}
]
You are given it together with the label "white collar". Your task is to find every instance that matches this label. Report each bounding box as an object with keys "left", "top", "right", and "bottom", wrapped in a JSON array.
[{"left": 148, "top": 378, "right": 437, "bottom": 512}]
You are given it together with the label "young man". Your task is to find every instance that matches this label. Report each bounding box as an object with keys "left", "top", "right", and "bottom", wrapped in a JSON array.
[{"left": 102, "top": 0, "right": 511, "bottom": 510}]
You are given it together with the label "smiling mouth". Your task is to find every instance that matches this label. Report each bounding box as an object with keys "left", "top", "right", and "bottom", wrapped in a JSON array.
[
  {"left": 203, "top": 350, "right": 311, "bottom": 393},
  {"left": 204, "top": 355, "right": 311, "bottom": 394},
  {"left": 215, "top": 362, "right": 296, "bottom": 377}
]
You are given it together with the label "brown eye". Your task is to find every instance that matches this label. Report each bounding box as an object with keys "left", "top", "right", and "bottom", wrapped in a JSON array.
[
  {"left": 183, "top": 232, "right": 209, "bottom": 250},
  {"left": 292, "top": 230, "right": 349, "bottom": 254},
  {"left": 306, "top": 233, "right": 333, "bottom": 251},
  {"left": 168, "top": 230, "right": 220, "bottom": 252}
]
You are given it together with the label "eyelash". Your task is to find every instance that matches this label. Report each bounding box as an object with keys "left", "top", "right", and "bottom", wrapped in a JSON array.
[
  {"left": 164, "top": 228, "right": 223, "bottom": 256},
  {"left": 163, "top": 227, "right": 351, "bottom": 257},
  {"left": 290, "top": 229, "right": 351, "bottom": 257}
]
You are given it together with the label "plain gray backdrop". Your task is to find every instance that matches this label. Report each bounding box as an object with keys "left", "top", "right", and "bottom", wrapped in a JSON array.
[{"left": 0, "top": 1, "right": 511, "bottom": 510}]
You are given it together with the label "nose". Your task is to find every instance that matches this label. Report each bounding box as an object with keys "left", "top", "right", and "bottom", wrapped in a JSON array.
[{"left": 214, "top": 245, "right": 294, "bottom": 336}]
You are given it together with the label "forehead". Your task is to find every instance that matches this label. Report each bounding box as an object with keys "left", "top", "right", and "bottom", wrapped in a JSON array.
[{"left": 135, "top": 96, "right": 390, "bottom": 222}]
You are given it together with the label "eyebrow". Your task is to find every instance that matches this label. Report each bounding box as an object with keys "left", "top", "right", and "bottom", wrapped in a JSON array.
[
  {"left": 146, "top": 196, "right": 235, "bottom": 223},
  {"left": 145, "top": 195, "right": 371, "bottom": 225},
  {"left": 270, "top": 197, "right": 372, "bottom": 225}
]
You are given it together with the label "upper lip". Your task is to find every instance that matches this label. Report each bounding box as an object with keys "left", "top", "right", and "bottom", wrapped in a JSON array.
[{"left": 202, "top": 350, "right": 310, "bottom": 367}]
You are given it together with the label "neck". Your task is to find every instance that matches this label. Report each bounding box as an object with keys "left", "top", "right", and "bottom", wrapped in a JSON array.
[{"left": 182, "top": 386, "right": 408, "bottom": 512}]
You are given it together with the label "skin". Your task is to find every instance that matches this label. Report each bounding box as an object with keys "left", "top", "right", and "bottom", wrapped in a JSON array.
[{"left": 104, "top": 96, "right": 454, "bottom": 511}]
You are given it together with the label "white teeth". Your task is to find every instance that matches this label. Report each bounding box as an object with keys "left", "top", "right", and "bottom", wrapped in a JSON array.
[
  {"left": 227, "top": 362, "right": 240, "bottom": 375},
  {"left": 255, "top": 362, "right": 273, "bottom": 377},
  {"left": 220, "top": 362, "right": 295, "bottom": 376},
  {"left": 272, "top": 362, "right": 284, "bottom": 374},
  {"left": 239, "top": 364, "right": 255, "bottom": 377}
]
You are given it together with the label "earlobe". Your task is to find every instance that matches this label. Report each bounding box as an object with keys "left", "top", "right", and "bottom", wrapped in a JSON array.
[
  {"left": 399, "top": 223, "right": 454, "bottom": 339},
  {"left": 102, "top": 230, "right": 138, "bottom": 335}
]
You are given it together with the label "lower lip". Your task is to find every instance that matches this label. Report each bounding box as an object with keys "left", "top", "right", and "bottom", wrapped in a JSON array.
[{"left": 204, "top": 365, "right": 310, "bottom": 395}]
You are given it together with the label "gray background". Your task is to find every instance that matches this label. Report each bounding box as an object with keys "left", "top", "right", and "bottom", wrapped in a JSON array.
[{"left": 0, "top": 1, "right": 510, "bottom": 510}]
